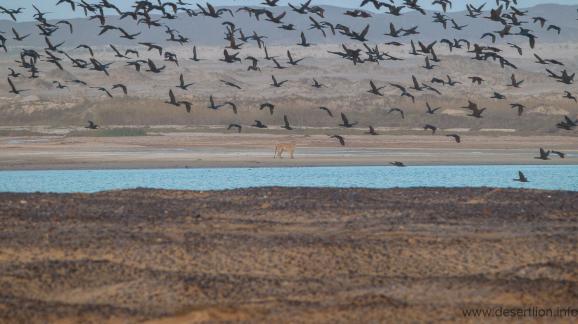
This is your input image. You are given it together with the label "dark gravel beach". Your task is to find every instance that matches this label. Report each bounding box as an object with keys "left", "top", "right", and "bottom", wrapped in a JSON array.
[{"left": 0, "top": 187, "right": 577, "bottom": 323}]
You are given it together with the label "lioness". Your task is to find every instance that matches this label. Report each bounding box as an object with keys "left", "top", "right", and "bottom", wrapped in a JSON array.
[{"left": 274, "top": 143, "right": 296, "bottom": 159}]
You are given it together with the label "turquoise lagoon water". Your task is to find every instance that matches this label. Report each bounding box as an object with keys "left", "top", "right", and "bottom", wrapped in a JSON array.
[{"left": 0, "top": 165, "right": 577, "bottom": 193}]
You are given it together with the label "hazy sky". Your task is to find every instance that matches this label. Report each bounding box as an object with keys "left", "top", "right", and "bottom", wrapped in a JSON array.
[{"left": 0, "top": 0, "right": 575, "bottom": 21}]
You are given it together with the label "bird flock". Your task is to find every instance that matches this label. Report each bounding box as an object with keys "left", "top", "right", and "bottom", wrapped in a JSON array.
[{"left": 1, "top": 0, "right": 577, "bottom": 179}]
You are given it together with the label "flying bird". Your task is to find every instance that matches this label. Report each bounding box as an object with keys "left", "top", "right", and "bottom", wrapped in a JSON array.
[
  {"left": 227, "top": 124, "right": 242, "bottom": 133},
  {"left": 207, "top": 96, "right": 237, "bottom": 114},
  {"left": 424, "top": 124, "right": 438, "bottom": 134},
  {"left": 7, "top": 77, "right": 28, "bottom": 94},
  {"left": 330, "top": 135, "right": 345, "bottom": 146},
  {"left": 76, "top": 44, "right": 94, "bottom": 56},
  {"left": 297, "top": 32, "right": 312, "bottom": 47},
  {"left": 425, "top": 102, "right": 441, "bottom": 114},
  {"left": 11, "top": 27, "right": 30, "bottom": 41},
  {"left": 312, "top": 78, "right": 325, "bottom": 88},
  {"left": 547, "top": 24, "right": 561, "bottom": 34},
  {"left": 281, "top": 115, "right": 293, "bottom": 130},
  {"left": 446, "top": 134, "right": 461, "bottom": 143},
  {"left": 260, "top": 103, "right": 275, "bottom": 115},
  {"left": 367, "top": 80, "right": 385, "bottom": 96},
  {"left": 52, "top": 81, "right": 67, "bottom": 89},
  {"left": 90, "top": 86, "right": 113, "bottom": 98},
  {"left": 551, "top": 150, "right": 565, "bottom": 158},
  {"left": 85, "top": 121, "right": 99, "bottom": 130},
  {"left": 535, "top": 148, "right": 550, "bottom": 160},
  {"left": 462, "top": 101, "right": 486, "bottom": 118},
  {"left": 390, "top": 161, "right": 406, "bottom": 167},
  {"left": 563, "top": 91, "right": 577, "bottom": 102},
  {"left": 319, "top": 106, "right": 333, "bottom": 117},
  {"left": 220, "top": 80, "right": 241, "bottom": 89},
  {"left": 177, "top": 74, "right": 194, "bottom": 90},
  {"left": 508, "top": 74, "right": 524, "bottom": 88},
  {"left": 366, "top": 126, "right": 378, "bottom": 135},
  {"left": 513, "top": 171, "right": 529, "bottom": 183},
  {"left": 8, "top": 68, "right": 20, "bottom": 78},
  {"left": 491, "top": 91, "right": 506, "bottom": 100},
  {"left": 389, "top": 83, "right": 415, "bottom": 103},
  {"left": 112, "top": 83, "right": 127, "bottom": 95},
  {"left": 252, "top": 120, "right": 268, "bottom": 128},
  {"left": 388, "top": 108, "right": 405, "bottom": 119},
  {"left": 165, "top": 89, "right": 179, "bottom": 106},
  {"left": 271, "top": 75, "right": 288, "bottom": 87},
  {"left": 469, "top": 76, "right": 484, "bottom": 85},
  {"left": 286, "top": 50, "right": 304, "bottom": 65},
  {"left": 339, "top": 113, "right": 357, "bottom": 128},
  {"left": 189, "top": 46, "right": 203, "bottom": 62}
]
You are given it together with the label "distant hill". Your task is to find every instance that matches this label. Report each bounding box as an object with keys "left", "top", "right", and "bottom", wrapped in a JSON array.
[{"left": 0, "top": 4, "right": 577, "bottom": 49}]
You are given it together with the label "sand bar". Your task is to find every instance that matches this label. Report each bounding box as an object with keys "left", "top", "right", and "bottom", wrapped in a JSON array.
[{"left": 1, "top": 133, "right": 577, "bottom": 170}]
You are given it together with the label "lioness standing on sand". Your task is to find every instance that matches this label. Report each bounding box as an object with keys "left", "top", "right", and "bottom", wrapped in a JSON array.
[{"left": 274, "top": 143, "right": 296, "bottom": 159}]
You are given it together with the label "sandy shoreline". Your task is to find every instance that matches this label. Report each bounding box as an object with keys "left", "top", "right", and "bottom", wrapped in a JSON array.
[
  {"left": 1, "top": 133, "right": 577, "bottom": 170},
  {"left": 3, "top": 157, "right": 578, "bottom": 171},
  {"left": 0, "top": 187, "right": 577, "bottom": 323}
]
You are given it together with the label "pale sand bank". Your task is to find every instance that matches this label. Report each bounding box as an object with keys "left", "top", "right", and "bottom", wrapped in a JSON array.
[{"left": 0, "top": 133, "right": 577, "bottom": 170}]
